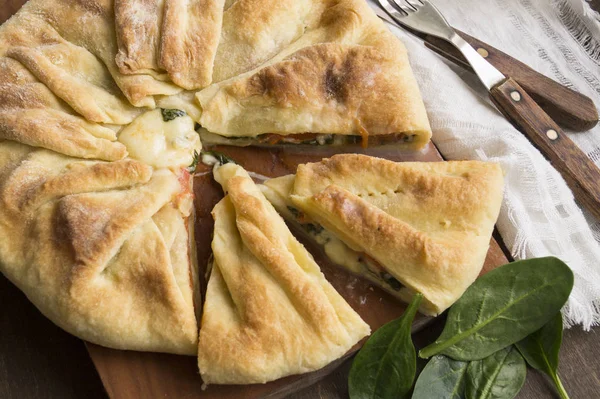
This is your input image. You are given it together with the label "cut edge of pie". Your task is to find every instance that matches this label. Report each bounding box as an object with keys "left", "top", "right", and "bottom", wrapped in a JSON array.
[{"left": 261, "top": 154, "right": 505, "bottom": 315}]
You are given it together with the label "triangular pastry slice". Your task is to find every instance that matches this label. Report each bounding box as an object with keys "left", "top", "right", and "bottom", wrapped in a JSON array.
[
  {"left": 198, "top": 164, "right": 370, "bottom": 384},
  {"left": 261, "top": 154, "right": 504, "bottom": 315}
]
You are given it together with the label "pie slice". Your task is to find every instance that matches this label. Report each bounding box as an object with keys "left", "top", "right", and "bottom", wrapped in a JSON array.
[
  {"left": 197, "top": 0, "right": 432, "bottom": 149},
  {"left": 261, "top": 154, "right": 504, "bottom": 315},
  {"left": 198, "top": 163, "right": 370, "bottom": 384}
]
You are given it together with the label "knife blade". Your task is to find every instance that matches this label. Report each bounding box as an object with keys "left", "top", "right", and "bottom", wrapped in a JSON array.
[{"left": 371, "top": 3, "right": 599, "bottom": 132}]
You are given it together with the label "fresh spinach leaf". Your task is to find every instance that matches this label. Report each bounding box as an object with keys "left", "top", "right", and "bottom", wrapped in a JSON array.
[
  {"left": 348, "top": 293, "right": 422, "bottom": 399},
  {"left": 420, "top": 257, "right": 573, "bottom": 361},
  {"left": 412, "top": 355, "right": 468, "bottom": 399},
  {"left": 161, "top": 108, "right": 186, "bottom": 122},
  {"left": 466, "top": 346, "right": 526, "bottom": 399},
  {"left": 516, "top": 312, "right": 570, "bottom": 399}
]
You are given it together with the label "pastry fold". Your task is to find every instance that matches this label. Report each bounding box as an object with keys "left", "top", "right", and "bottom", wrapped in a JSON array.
[
  {"left": 262, "top": 154, "right": 504, "bottom": 315},
  {"left": 115, "top": 0, "right": 225, "bottom": 90},
  {"left": 197, "top": 0, "right": 432, "bottom": 149},
  {"left": 0, "top": 142, "right": 199, "bottom": 354},
  {"left": 198, "top": 164, "right": 370, "bottom": 384},
  {"left": 0, "top": 0, "right": 201, "bottom": 353}
]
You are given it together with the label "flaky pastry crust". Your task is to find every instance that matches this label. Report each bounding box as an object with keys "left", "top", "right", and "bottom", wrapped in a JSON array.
[
  {"left": 197, "top": 0, "right": 431, "bottom": 147},
  {"left": 115, "top": 0, "right": 225, "bottom": 90},
  {"left": 198, "top": 164, "right": 369, "bottom": 384},
  {"left": 0, "top": 142, "right": 198, "bottom": 354},
  {"left": 263, "top": 154, "right": 504, "bottom": 315}
]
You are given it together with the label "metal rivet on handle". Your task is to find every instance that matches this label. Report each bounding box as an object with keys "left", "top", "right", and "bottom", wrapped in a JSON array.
[
  {"left": 476, "top": 48, "right": 489, "bottom": 58},
  {"left": 546, "top": 129, "right": 558, "bottom": 140},
  {"left": 510, "top": 91, "right": 521, "bottom": 102}
]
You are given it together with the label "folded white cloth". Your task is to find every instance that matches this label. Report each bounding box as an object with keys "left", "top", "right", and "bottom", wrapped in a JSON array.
[{"left": 368, "top": 0, "right": 600, "bottom": 329}]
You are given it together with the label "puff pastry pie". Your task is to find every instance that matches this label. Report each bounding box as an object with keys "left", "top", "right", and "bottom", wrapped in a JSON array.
[
  {"left": 0, "top": 0, "right": 429, "bottom": 356},
  {"left": 198, "top": 163, "right": 370, "bottom": 384},
  {"left": 262, "top": 154, "right": 504, "bottom": 315}
]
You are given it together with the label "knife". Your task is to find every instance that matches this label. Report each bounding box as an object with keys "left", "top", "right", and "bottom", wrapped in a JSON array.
[
  {"left": 371, "top": 3, "right": 599, "bottom": 132},
  {"left": 376, "top": 0, "right": 600, "bottom": 221}
]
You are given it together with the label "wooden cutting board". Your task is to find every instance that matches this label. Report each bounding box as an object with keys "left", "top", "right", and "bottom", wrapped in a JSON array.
[{"left": 87, "top": 143, "right": 509, "bottom": 399}]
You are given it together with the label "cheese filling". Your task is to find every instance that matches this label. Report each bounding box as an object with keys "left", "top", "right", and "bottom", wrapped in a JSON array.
[
  {"left": 118, "top": 108, "right": 201, "bottom": 169},
  {"left": 285, "top": 206, "right": 406, "bottom": 294}
]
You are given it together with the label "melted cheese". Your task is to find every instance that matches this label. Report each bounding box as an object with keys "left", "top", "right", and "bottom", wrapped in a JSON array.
[
  {"left": 118, "top": 109, "right": 201, "bottom": 169},
  {"left": 261, "top": 182, "right": 409, "bottom": 296}
]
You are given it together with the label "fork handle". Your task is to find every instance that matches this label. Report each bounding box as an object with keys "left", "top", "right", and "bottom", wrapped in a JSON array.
[
  {"left": 490, "top": 77, "right": 600, "bottom": 220},
  {"left": 425, "top": 31, "right": 599, "bottom": 132}
]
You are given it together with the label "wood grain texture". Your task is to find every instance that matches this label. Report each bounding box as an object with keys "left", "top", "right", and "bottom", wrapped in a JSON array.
[
  {"left": 490, "top": 77, "right": 600, "bottom": 221},
  {"left": 424, "top": 31, "right": 599, "bottom": 132}
]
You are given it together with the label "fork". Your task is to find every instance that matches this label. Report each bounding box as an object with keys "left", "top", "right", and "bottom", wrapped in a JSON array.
[
  {"left": 379, "top": 0, "right": 505, "bottom": 89},
  {"left": 377, "top": 0, "right": 600, "bottom": 221}
]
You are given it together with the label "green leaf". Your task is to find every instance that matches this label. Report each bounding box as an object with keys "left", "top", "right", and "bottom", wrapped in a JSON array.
[
  {"left": 420, "top": 257, "right": 573, "bottom": 361},
  {"left": 466, "top": 346, "right": 526, "bottom": 399},
  {"left": 161, "top": 108, "right": 186, "bottom": 122},
  {"left": 188, "top": 150, "right": 200, "bottom": 171},
  {"left": 516, "top": 312, "right": 570, "bottom": 399},
  {"left": 201, "top": 150, "right": 236, "bottom": 166},
  {"left": 412, "top": 355, "right": 468, "bottom": 399},
  {"left": 348, "top": 293, "right": 422, "bottom": 399}
]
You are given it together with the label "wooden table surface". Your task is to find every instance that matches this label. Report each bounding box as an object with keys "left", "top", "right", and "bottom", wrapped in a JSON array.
[{"left": 1, "top": 1, "right": 600, "bottom": 398}]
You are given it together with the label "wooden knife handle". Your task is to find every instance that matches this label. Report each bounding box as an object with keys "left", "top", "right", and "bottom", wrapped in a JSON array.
[
  {"left": 425, "top": 31, "right": 599, "bottom": 132},
  {"left": 490, "top": 78, "right": 600, "bottom": 220}
]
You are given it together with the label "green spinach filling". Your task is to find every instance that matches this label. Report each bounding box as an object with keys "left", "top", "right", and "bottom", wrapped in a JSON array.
[{"left": 161, "top": 108, "right": 186, "bottom": 122}]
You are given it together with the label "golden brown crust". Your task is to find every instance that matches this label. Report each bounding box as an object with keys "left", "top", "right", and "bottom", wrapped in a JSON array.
[
  {"left": 2, "top": 157, "right": 152, "bottom": 214},
  {"left": 198, "top": 164, "right": 369, "bottom": 384},
  {"left": 199, "top": 43, "right": 431, "bottom": 148},
  {"left": 114, "top": 0, "right": 224, "bottom": 89},
  {"left": 0, "top": 0, "right": 202, "bottom": 355},
  {"left": 0, "top": 107, "right": 127, "bottom": 161},
  {"left": 212, "top": 0, "right": 326, "bottom": 82},
  {"left": 159, "top": 0, "right": 224, "bottom": 89},
  {"left": 198, "top": 0, "right": 431, "bottom": 147},
  {"left": 297, "top": 184, "right": 490, "bottom": 315},
  {"left": 0, "top": 0, "right": 436, "bottom": 359},
  {"left": 0, "top": 0, "right": 181, "bottom": 108},
  {"left": 266, "top": 154, "right": 504, "bottom": 315},
  {"left": 6, "top": 44, "right": 141, "bottom": 125},
  {"left": 293, "top": 155, "right": 504, "bottom": 237},
  {"left": 114, "top": 0, "right": 163, "bottom": 74},
  {"left": 0, "top": 144, "right": 198, "bottom": 354}
]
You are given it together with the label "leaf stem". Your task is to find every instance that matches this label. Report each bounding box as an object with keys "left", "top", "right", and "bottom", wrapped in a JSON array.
[
  {"left": 403, "top": 293, "right": 423, "bottom": 326},
  {"left": 419, "top": 340, "right": 450, "bottom": 359},
  {"left": 551, "top": 372, "right": 570, "bottom": 399}
]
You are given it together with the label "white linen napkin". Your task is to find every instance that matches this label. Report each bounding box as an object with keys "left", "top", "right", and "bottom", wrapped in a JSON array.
[{"left": 368, "top": 0, "right": 600, "bottom": 329}]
